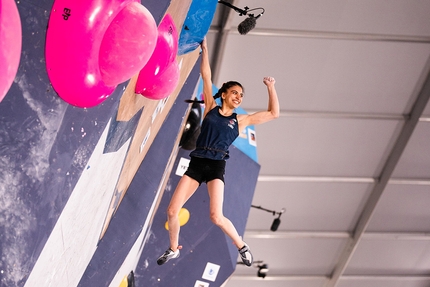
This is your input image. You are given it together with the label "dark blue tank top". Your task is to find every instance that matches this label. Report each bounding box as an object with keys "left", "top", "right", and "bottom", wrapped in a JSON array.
[{"left": 190, "top": 106, "right": 239, "bottom": 160}]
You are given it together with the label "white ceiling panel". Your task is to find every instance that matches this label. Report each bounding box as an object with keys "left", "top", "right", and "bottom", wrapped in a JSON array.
[
  {"left": 254, "top": 117, "right": 402, "bottom": 176},
  {"left": 422, "top": 99, "right": 430, "bottom": 115},
  {"left": 250, "top": 181, "right": 373, "bottom": 231},
  {"left": 216, "top": 35, "right": 430, "bottom": 114},
  {"left": 232, "top": 0, "right": 430, "bottom": 37},
  {"left": 366, "top": 183, "right": 430, "bottom": 232},
  {"left": 344, "top": 238, "right": 430, "bottom": 275}
]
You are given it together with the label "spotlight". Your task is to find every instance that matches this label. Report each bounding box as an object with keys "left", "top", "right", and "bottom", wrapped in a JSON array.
[
  {"left": 257, "top": 264, "right": 269, "bottom": 278},
  {"left": 237, "top": 260, "right": 269, "bottom": 279}
]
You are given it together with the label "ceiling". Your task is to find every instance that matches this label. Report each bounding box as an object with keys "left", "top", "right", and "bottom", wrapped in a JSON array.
[{"left": 205, "top": 1, "right": 430, "bottom": 286}]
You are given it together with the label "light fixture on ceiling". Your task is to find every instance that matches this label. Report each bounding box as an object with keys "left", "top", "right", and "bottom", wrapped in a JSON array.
[
  {"left": 251, "top": 205, "right": 286, "bottom": 231},
  {"left": 218, "top": 0, "right": 265, "bottom": 35},
  {"left": 257, "top": 263, "right": 269, "bottom": 278},
  {"left": 237, "top": 260, "right": 269, "bottom": 278}
]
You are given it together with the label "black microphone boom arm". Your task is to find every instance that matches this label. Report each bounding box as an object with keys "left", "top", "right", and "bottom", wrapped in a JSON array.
[
  {"left": 218, "top": 0, "right": 265, "bottom": 18},
  {"left": 218, "top": 0, "right": 249, "bottom": 16}
]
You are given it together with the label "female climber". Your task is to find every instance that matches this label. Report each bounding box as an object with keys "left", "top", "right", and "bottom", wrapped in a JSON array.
[{"left": 157, "top": 37, "right": 280, "bottom": 266}]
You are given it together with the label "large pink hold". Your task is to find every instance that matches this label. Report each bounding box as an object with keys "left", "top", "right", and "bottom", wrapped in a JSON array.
[
  {"left": 45, "top": 0, "right": 157, "bottom": 108},
  {"left": 0, "top": 0, "right": 22, "bottom": 102},
  {"left": 99, "top": 2, "right": 158, "bottom": 87},
  {"left": 135, "top": 13, "right": 180, "bottom": 100},
  {"left": 137, "top": 61, "right": 180, "bottom": 100}
]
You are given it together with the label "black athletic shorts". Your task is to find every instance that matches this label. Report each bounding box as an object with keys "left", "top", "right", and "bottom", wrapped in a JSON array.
[{"left": 184, "top": 156, "right": 226, "bottom": 185}]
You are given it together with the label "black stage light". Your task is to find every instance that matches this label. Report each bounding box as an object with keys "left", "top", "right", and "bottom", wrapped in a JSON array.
[{"left": 257, "top": 263, "right": 269, "bottom": 278}]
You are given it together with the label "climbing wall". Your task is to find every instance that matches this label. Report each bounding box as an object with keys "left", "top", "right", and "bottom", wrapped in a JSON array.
[{"left": 0, "top": 0, "right": 259, "bottom": 286}]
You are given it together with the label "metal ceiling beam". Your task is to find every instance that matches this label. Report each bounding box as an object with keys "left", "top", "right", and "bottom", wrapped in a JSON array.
[
  {"left": 363, "top": 232, "right": 430, "bottom": 241},
  {"left": 229, "top": 274, "right": 430, "bottom": 281},
  {"left": 223, "top": 27, "right": 430, "bottom": 43},
  {"left": 246, "top": 230, "right": 350, "bottom": 239},
  {"left": 325, "top": 57, "right": 430, "bottom": 287},
  {"left": 389, "top": 178, "right": 430, "bottom": 185},
  {"left": 245, "top": 231, "right": 430, "bottom": 241},
  {"left": 257, "top": 175, "right": 430, "bottom": 185},
  {"left": 246, "top": 109, "right": 430, "bottom": 121},
  {"left": 229, "top": 275, "right": 328, "bottom": 281},
  {"left": 258, "top": 175, "right": 375, "bottom": 183},
  {"left": 420, "top": 116, "right": 430, "bottom": 121},
  {"left": 341, "top": 275, "right": 430, "bottom": 280},
  {"left": 245, "top": 109, "right": 406, "bottom": 121}
]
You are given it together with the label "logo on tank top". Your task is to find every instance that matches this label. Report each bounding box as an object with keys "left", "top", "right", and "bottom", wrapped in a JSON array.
[{"left": 228, "top": 119, "right": 237, "bottom": 129}]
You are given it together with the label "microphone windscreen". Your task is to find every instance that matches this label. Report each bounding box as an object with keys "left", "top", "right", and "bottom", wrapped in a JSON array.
[
  {"left": 238, "top": 16, "right": 256, "bottom": 35},
  {"left": 270, "top": 218, "right": 281, "bottom": 231}
]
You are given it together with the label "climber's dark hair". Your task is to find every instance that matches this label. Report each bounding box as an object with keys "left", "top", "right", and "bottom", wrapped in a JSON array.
[
  {"left": 213, "top": 81, "right": 243, "bottom": 101},
  {"left": 185, "top": 81, "right": 244, "bottom": 104}
]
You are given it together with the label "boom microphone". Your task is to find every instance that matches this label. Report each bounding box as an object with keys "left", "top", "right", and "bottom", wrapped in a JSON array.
[
  {"left": 270, "top": 217, "right": 281, "bottom": 232},
  {"left": 218, "top": 1, "right": 265, "bottom": 35},
  {"left": 238, "top": 16, "right": 257, "bottom": 35},
  {"left": 270, "top": 208, "right": 285, "bottom": 231}
]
